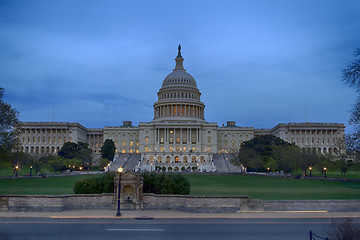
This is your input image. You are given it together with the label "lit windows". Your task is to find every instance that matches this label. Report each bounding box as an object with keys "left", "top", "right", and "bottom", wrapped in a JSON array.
[{"left": 122, "top": 140, "right": 126, "bottom": 146}]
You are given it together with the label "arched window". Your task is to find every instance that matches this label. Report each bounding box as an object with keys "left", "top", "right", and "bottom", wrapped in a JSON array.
[
  {"left": 183, "top": 156, "right": 187, "bottom": 163},
  {"left": 157, "top": 156, "right": 162, "bottom": 163},
  {"left": 192, "top": 156, "right": 196, "bottom": 163},
  {"left": 175, "top": 156, "right": 179, "bottom": 163},
  {"left": 166, "top": 156, "right": 171, "bottom": 163}
]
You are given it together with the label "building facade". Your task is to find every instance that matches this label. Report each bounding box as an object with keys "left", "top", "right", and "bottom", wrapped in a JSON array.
[{"left": 18, "top": 46, "right": 345, "bottom": 171}]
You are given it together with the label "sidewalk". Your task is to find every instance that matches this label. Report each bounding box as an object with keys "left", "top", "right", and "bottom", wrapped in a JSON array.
[{"left": 1, "top": 210, "right": 360, "bottom": 219}]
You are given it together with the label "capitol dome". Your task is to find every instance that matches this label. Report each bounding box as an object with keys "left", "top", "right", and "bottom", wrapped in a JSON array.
[
  {"left": 153, "top": 45, "right": 205, "bottom": 121},
  {"left": 162, "top": 70, "right": 197, "bottom": 88}
]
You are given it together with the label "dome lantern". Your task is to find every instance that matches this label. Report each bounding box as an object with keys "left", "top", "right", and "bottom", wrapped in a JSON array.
[{"left": 174, "top": 44, "right": 185, "bottom": 71}]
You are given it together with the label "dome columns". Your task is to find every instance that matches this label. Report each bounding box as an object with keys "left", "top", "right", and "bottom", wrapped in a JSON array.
[{"left": 154, "top": 103, "right": 204, "bottom": 120}]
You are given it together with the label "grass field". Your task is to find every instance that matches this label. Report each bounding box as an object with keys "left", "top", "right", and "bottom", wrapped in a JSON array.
[
  {"left": 186, "top": 174, "right": 360, "bottom": 200},
  {"left": 1, "top": 174, "right": 360, "bottom": 200},
  {"left": 0, "top": 175, "right": 98, "bottom": 195}
]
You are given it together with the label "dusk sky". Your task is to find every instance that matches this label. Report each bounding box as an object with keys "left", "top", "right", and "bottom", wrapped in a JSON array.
[{"left": 1, "top": 0, "right": 359, "bottom": 132}]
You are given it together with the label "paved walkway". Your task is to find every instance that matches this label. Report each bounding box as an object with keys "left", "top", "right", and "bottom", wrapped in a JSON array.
[{"left": 1, "top": 210, "right": 360, "bottom": 219}]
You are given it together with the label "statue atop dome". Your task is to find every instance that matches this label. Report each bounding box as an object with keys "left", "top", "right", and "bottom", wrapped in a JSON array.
[
  {"left": 175, "top": 44, "right": 184, "bottom": 70},
  {"left": 177, "top": 44, "right": 182, "bottom": 57}
]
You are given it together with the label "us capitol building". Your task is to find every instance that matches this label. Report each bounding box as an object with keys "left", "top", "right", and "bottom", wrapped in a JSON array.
[{"left": 18, "top": 46, "right": 345, "bottom": 172}]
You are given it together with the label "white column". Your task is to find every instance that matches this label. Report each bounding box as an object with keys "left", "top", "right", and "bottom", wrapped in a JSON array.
[{"left": 180, "top": 128, "right": 183, "bottom": 144}]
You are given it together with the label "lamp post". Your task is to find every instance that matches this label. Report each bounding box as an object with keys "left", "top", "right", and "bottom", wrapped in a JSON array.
[
  {"left": 30, "top": 166, "right": 33, "bottom": 176},
  {"left": 323, "top": 167, "right": 327, "bottom": 178},
  {"left": 15, "top": 165, "right": 19, "bottom": 178},
  {"left": 116, "top": 167, "right": 123, "bottom": 217}
]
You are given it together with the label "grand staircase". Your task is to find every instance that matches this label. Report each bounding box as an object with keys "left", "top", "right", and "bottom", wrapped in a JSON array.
[
  {"left": 109, "top": 153, "right": 141, "bottom": 172},
  {"left": 212, "top": 153, "right": 243, "bottom": 173}
]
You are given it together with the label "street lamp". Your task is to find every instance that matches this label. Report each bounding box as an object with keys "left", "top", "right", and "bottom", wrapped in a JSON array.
[
  {"left": 151, "top": 163, "right": 153, "bottom": 172},
  {"left": 15, "top": 165, "right": 19, "bottom": 177},
  {"left": 30, "top": 166, "right": 33, "bottom": 176},
  {"left": 79, "top": 166, "right": 83, "bottom": 172},
  {"left": 309, "top": 167, "right": 312, "bottom": 177},
  {"left": 323, "top": 167, "right": 327, "bottom": 178},
  {"left": 116, "top": 167, "right": 124, "bottom": 217}
]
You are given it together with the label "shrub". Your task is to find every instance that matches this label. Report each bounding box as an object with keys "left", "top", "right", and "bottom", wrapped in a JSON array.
[
  {"left": 73, "top": 172, "right": 115, "bottom": 194},
  {"left": 142, "top": 172, "right": 190, "bottom": 195}
]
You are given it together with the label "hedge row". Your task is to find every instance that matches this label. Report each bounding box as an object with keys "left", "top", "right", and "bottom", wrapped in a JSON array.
[
  {"left": 73, "top": 172, "right": 115, "bottom": 194},
  {"left": 142, "top": 172, "right": 190, "bottom": 195},
  {"left": 73, "top": 172, "right": 190, "bottom": 195}
]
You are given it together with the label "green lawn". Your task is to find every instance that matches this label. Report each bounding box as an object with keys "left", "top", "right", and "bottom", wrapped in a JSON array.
[
  {"left": 185, "top": 174, "right": 360, "bottom": 200},
  {"left": 0, "top": 175, "right": 100, "bottom": 195},
  {"left": 1, "top": 174, "right": 360, "bottom": 200}
]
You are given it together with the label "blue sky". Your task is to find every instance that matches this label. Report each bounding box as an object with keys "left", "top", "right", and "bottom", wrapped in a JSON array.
[{"left": 1, "top": 0, "right": 359, "bottom": 132}]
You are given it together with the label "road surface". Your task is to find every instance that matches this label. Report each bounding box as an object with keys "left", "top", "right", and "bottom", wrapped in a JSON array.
[{"left": 0, "top": 218, "right": 333, "bottom": 240}]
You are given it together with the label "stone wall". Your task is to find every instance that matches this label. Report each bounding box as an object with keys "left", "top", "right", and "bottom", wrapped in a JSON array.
[
  {"left": 0, "top": 194, "right": 114, "bottom": 212},
  {"left": 1, "top": 194, "right": 360, "bottom": 213},
  {"left": 142, "top": 194, "right": 263, "bottom": 213},
  {"left": 264, "top": 200, "right": 360, "bottom": 212}
]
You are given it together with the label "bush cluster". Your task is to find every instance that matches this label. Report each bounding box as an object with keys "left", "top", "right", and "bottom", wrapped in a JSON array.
[
  {"left": 73, "top": 172, "right": 115, "bottom": 194},
  {"left": 73, "top": 172, "right": 190, "bottom": 195},
  {"left": 142, "top": 172, "right": 190, "bottom": 195}
]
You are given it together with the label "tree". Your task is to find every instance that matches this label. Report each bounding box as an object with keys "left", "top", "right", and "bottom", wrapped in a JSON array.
[
  {"left": 30, "top": 155, "right": 50, "bottom": 175},
  {"left": 99, "top": 158, "right": 110, "bottom": 170},
  {"left": 331, "top": 134, "right": 359, "bottom": 181},
  {"left": 272, "top": 145, "right": 300, "bottom": 173},
  {"left": 298, "top": 148, "right": 320, "bottom": 179},
  {"left": 327, "top": 218, "right": 360, "bottom": 240},
  {"left": 101, "top": 139, "right": 116, "bottom": 161},
  {"left": 342, "top": 48, "right": 360, "bottom": 90},
  {"left": 234, "top": 134, "right": 292, "bottom": 172},
  {"left": 342, "top": 48, "right": 360, "bottom": 135},
  {"left": 77, "top": 142, "right": 92, "bottom": 170},
  {"left": 0, "top": 88, "right": 20, "bottom": 163},
  {"left": 58, "top": 142, "right": 92, "bottom": 168},
  {"left": 58, "top": 142, "right": 79, "bottom": 159}
]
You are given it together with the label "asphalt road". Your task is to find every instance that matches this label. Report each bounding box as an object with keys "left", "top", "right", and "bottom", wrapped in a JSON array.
[{"left": 0, "top": 218, "right": 333, "bottom": 240}]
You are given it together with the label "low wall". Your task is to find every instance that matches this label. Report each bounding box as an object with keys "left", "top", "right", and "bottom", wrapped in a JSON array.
[
  {"left": 264, "top": 200, "right": 360, "bottom": 212},
  {"left": 1, "top": 194, "right": 360, "bottom": 213},
  {"left": 0, "top": 194, "right": 114, "bottom": 212},
  {"left": 142, "top": 194, "right": 263, "bottom": 213}
]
